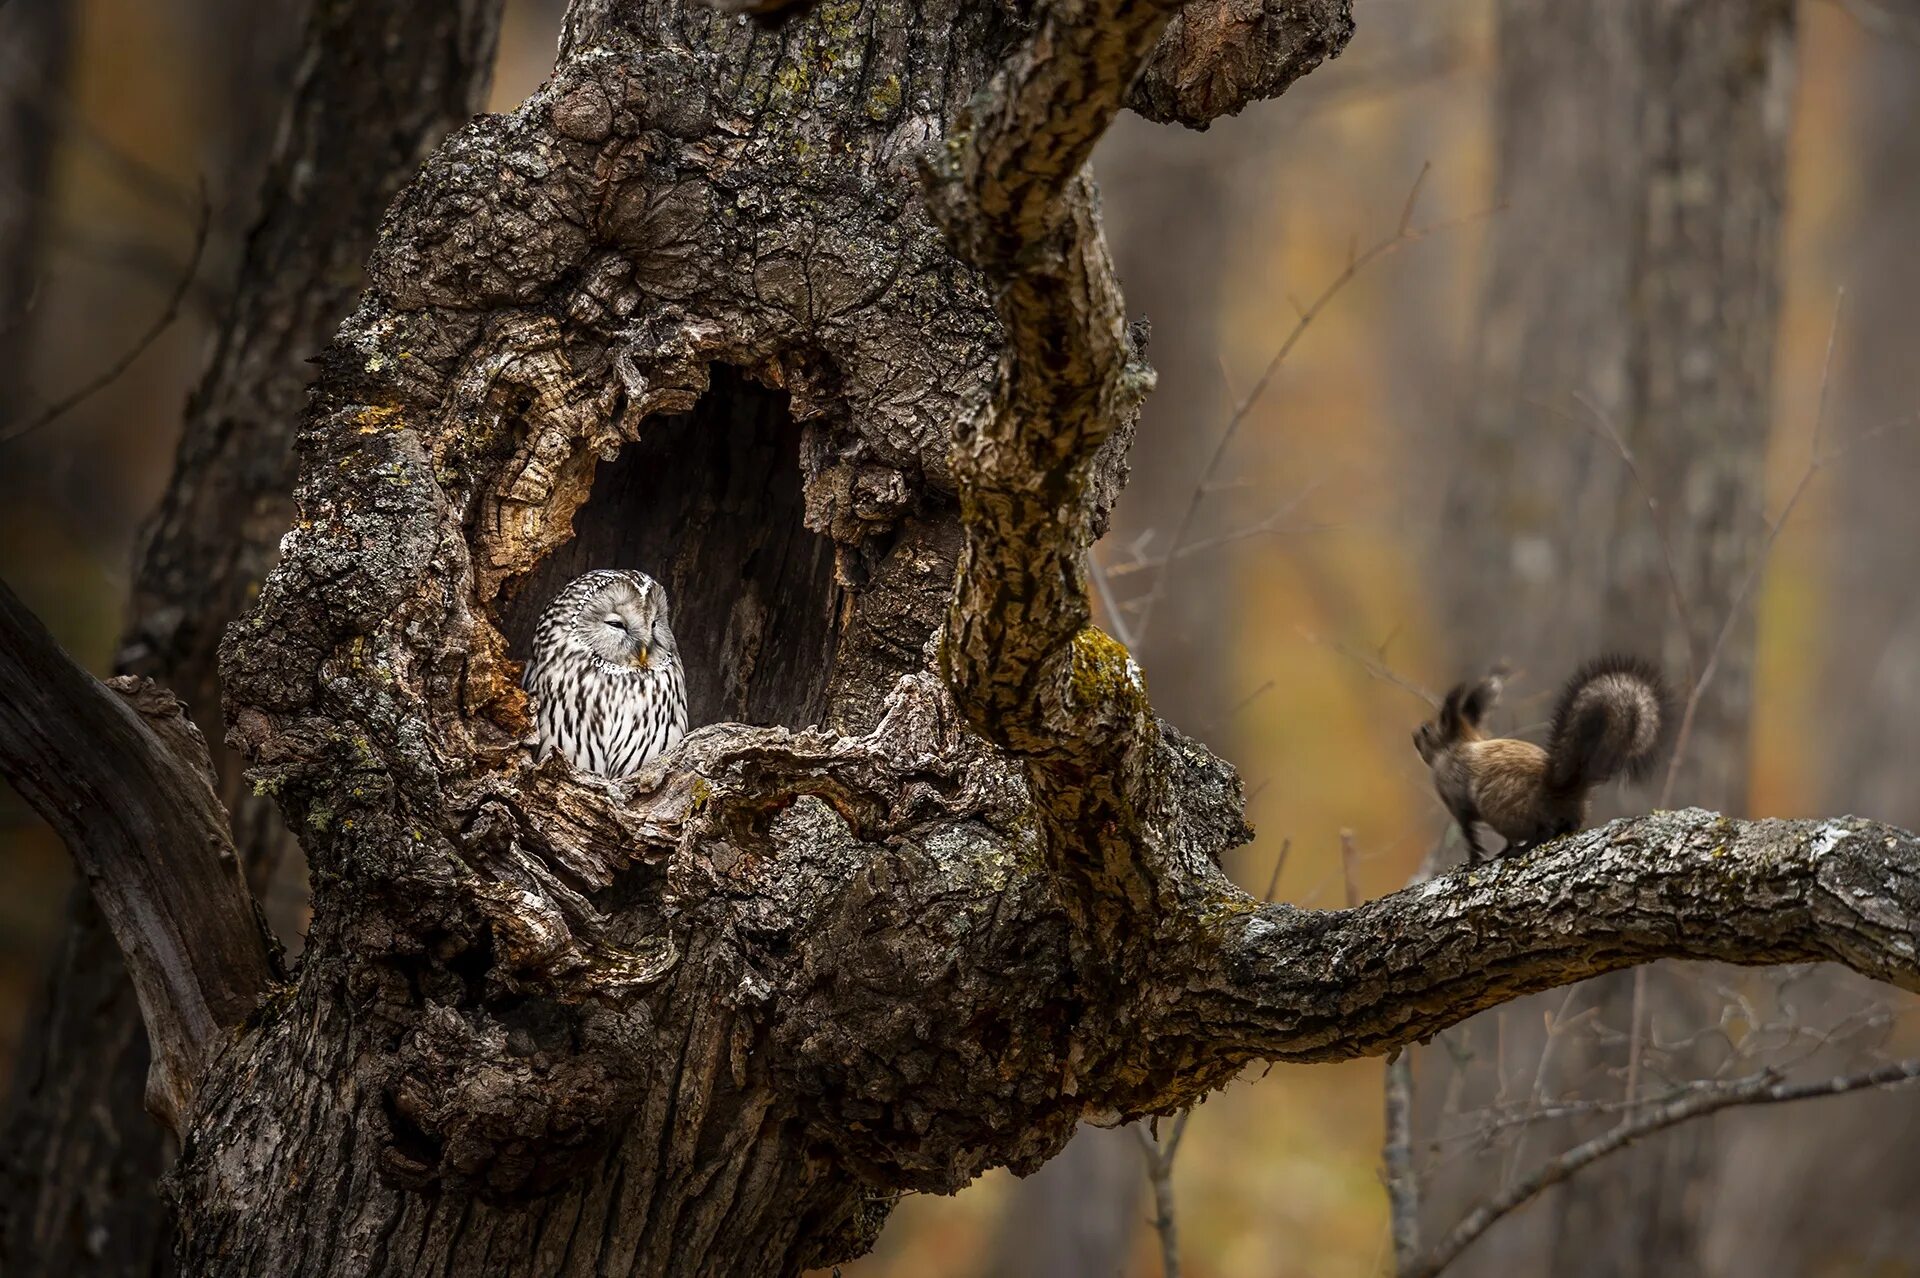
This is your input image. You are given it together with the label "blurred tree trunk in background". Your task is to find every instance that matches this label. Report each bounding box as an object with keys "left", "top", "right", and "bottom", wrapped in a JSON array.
[
  {"left": 1811, "top": 0, "right": 1920, "bottom": 866},
  {"left": 1710, "top": 27, "right": 1920, "bottom": 1276},
  {"left": 0, "top": 3, "right": 502, "bottom": 1273},
  {"left": 1421, "top": 1, "right": 1792, "bottom": 1274},
  {"left": 986, "top": 1124, "right": 1144, "bottom": 1278},
  {"left": 0, "top": 0, "right": 70, "bottom": 396}
]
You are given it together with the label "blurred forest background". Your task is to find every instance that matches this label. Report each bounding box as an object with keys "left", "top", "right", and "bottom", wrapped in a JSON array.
[{"left": 4, "top": 0, "right": 1918, "bottom": 1274}]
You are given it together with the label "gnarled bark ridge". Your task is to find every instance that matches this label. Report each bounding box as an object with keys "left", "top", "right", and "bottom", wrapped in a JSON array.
[{"left": 35, "top": 0, "right": 1897, "bottom": 1274}]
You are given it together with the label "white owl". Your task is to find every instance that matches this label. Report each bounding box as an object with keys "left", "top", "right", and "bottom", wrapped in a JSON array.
[{"left": 523, "top": 570, "right": 688, "bottom": 778}]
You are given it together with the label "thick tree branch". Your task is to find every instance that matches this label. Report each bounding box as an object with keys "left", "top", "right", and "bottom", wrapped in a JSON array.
[
  {"left": 923, "top": 0, "right": 1198, "bottom": 923},
  {"left": 1181, "top": 808, "right": 1920, "bottom": 1069},
  {"left": 0, "top": 580, "right": 275, "bottom": 1132},
  {"left": 929, "top": 0, "right": 1180, "bottom": 265}
]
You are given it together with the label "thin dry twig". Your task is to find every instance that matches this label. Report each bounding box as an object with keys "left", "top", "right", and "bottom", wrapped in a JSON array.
[
  {"left": 1339, "top": 828, "right": 1360, "bottom": 907},
  {"left": 1495, "top": 989, "right": 1582, "bottom": 1187},
  {"left": 1134, "top": 1111, "right": 1193, "bottom": 1278},
  {"left": 1380, "top": 841, "right": 1449, "bottom": 1270},
  {"left": 1385, "top": 1051, "right": 1419, "bottom": 1271},
  {"left": 0, "top": 186, "right": 210, "bottom": 446},
  {"left": 1262, "top": 836, "right": 1292, "bottom": 902},
  {"left": 1090, "top": 550, "right": 1136, "bottom": 649},
  {"left": 1405, "top": 1059, "right": 1920, "bottom": 1278},
  {"left": 1129, "top": 166, "right": 1492, "bottom": 646},
  {"left": 1623, "top": 966, "right": 1650, "bottom": 1106},
  {"left": 1300, "top": 626, "right": 1439, "bottom": 707},
  {"left": 1102, "top": 481, "right": 1336, "bottom": 578}
]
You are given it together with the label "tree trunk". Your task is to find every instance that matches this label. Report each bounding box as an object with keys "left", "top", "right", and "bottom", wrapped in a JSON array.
[
  {"left": 1420, "top": 1, "right": 1793, "bottom": 1274},
  {"left": 0, "top": 5, "right": 503, "bottom": 1274}
]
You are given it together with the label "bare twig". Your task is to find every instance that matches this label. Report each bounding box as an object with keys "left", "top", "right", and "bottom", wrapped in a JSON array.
[
  {"left": 1090, "top": 551, "right": 1137, "bottom": 649},
  {"left": 1262, "top": 835, "right": 1292, "bottom": 902},
  {"left": 1498, "top": 989, "right": 1585, "bottom": 1188},
  {"left": 0, "top": 187, "right": 210, "bottom": 446},
  {"left": 1134, "top": 1111, "right": 1192, "bottom": 1278},
  {"left": 1130, "top": 166, "right": 1491, "bottom": 646},
  {"left": 1101, "top": 481, "right": 1336, "bottom": 577},
  {"left": 1405, "top": 1059, "right": 1920, "bottom": 1278},
  {"left": 1300, "top": 626, "right": 1440, "bottom": 707},
  {"left": 1623, "top": 965, "right": 1650, "bottom": 1105},
  {"left": 1381, "top": 843, "right": 1448, "bottom": 1271},
  {"left": 1539, "top": 392, "right": 1696, "bottom": 661},
  {"left": 1385, "top": 1052, "right": 1420, "bottom": 1271},
  {"left": 1339, "top": 828, "right": 1360, "bottom": 907},
  {"left": 1229, "top": 678, "right": 1277, "bottom": 718}
]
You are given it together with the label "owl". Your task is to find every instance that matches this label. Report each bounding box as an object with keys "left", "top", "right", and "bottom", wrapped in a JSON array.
[{"left": 524, "top": 570, "right": 688, "bottom": 779}]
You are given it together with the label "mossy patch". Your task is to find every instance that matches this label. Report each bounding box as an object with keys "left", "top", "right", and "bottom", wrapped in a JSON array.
[{"left": 1070, "top": 626, "right": 1146, "bottom": 713}]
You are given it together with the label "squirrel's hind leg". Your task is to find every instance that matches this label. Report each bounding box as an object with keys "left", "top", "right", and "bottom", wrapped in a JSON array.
[{"left": 1457, "top": 818, "right": 1489, "bottom": 865}]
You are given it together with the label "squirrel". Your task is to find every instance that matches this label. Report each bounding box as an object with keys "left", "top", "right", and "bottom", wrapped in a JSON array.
[{"left": 1412, "top": 654, "right": 1673, "bottom": 863}]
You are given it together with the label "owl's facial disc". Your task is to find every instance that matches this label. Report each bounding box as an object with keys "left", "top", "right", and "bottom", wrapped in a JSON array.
[{"left": 597, "top": 598, "right": 655, "bottom": 668}]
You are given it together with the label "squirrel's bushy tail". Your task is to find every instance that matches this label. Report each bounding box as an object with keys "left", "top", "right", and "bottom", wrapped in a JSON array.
[{"left": 1544, "top": 654, "right": 1672, "bottom": 796}]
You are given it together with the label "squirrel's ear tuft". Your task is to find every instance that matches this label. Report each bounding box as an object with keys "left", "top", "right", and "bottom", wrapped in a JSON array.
[
  {"left": 1455, "top": 670, "right": 1504, "bottom": 729},
  {"left": 1437, "top": 670, "right": 1500, "bottom": 739}
]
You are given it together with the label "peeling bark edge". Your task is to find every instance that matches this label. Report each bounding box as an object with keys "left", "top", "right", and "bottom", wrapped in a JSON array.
[{"left": 0, "top": 579, "right": 276, "bottom": 1132}]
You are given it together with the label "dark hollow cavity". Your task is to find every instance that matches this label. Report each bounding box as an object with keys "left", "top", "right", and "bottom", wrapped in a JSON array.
[{"left": 498, "top": 367, "right": 842, "bottom": 729}]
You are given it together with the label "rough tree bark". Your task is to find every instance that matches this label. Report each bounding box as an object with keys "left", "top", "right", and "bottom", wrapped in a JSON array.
[
  {"left": 1422, "top": 1, "right": 1793, "bottom": 1274},
  {"left": 0, "top": 4, "right": 503, "bottom": 1274},
  {"left": 12, "top": 3, "right": 1920, "bottom": 1277},
  {"left": 151, "top": 0, "right": 1337, "bottom": 1267}
]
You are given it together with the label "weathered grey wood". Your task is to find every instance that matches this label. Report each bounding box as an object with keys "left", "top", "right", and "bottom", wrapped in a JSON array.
[{"left": 0, "top": 579, "right": 277, "bottom": 1132}]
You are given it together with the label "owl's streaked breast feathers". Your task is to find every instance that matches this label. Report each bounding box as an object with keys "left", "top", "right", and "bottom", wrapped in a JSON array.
[{"left": 523, "top": 569, "right": 689, "bottom": 778}]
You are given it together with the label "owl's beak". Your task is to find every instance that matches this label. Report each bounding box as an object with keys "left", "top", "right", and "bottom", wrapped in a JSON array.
[{"left": 629, "top": 644, "right": 651, "bottom": 670}]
